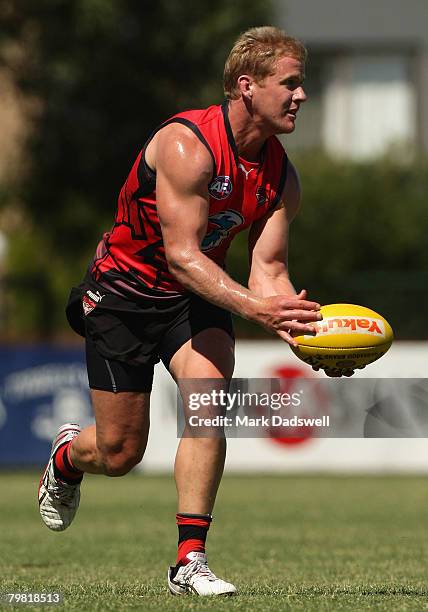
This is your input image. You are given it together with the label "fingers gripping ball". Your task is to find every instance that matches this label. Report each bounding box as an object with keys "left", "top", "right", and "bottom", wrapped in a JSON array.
[{"left": 291, "top": 304, "right": 394, "bottom": 371}]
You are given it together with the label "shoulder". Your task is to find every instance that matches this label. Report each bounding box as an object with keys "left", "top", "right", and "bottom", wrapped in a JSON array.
[
  {"left": 266, "top": 156, "right": 301, "bottom": 219},
  {"left": 269, "top": 135, "right": 287, "bottom": 151},
  {"left": 153, "top": 122, "right": 214, "bottom": 184},
  {"left": 265, "top": 136, "right": 289, "bottom": 182},
  {"left": 169, "top": 104, "right": 222, "bottom": 127},
  {"left": 266, "top": 135, "right": 288, "bottom": 160},
  {"left": 284, "top": 159, "right": 300, "bottom": 194},
  {"left": 281, "top": 159, "right": 301, "bottom": 219},
  {"left": 265, "top": 136, "right": 298, "bottom": 192}
]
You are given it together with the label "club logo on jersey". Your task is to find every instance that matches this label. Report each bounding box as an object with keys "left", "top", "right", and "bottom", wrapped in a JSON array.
[
  {"left": 256, "top": 186, "right": 269, "bottom": 206},
  {"left": 82, "top": 289, "right": 104, "bottom": 316},
  {"left": 208, "top": 175, "right": 233, "bottom": 200},
  {"left": 201, "top": 210, "right": 244, "bottom": 251}
]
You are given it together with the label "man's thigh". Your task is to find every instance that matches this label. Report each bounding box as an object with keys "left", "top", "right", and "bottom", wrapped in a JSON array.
[
  {"left": 86, "top": 337, "right": 152, "bottom": 454},
  {"left": 158, "top": 292, "right": 235, "bottom": 374},
  {"left": 168, "top": 328, "right": 234, "bottom": 436},
  {"left": 168, "top": 327, "right": 235, "bottom": 380}
]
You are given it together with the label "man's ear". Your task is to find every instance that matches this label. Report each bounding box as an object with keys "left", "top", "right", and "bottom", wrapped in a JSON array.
[{"left": 237, "top": 74, "right": 253, "bottom": 100}]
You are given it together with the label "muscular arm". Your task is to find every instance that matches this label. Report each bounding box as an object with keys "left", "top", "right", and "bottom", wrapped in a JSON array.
[
  {"left": 248, "top": 163, "right": 356, "bottom": 375},
  {"left": 155, "top": 124, "right": 262, "bottom": 320},
  {"left": 248, "top": 161, "right": 301, "bottom": 298},
  {"left": 154, "top": 126, "right": 320, "bottom": 343}
]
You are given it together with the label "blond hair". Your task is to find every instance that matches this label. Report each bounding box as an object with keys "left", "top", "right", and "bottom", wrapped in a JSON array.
[{"left": 223, "top": 26, "right": 307, "bottom": 100}]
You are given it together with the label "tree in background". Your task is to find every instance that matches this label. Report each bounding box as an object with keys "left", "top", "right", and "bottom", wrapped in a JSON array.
[
  {"left": 228, "top": 152, "right": 428, "bottom": 339},
  {"left": 0, "top": 0, "right": 271, "bottom": 337},
  {"left": 1, "top": 1, "right": 427, "bottom": 340}
]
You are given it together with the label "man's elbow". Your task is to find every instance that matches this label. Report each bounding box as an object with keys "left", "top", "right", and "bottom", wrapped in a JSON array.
[{"left": 165, "top": 246, "right": 198, "bottom": 279}]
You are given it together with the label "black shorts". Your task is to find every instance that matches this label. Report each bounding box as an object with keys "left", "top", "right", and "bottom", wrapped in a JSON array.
[{"left": 66, "top": 278, "right": 234, "bottom": 393}]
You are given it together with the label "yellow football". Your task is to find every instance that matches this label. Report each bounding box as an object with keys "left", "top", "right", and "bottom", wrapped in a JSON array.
[{"left": 291, "top": 304, "right": 394, "bottom": 371}]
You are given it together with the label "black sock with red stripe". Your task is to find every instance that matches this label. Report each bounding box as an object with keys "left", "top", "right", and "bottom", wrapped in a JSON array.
[
  {"left": 53, "top": 441, "right": 83, "bottom": 485},
  {"left": 176, "top": 513, "right": 212, "bottom": 566}
]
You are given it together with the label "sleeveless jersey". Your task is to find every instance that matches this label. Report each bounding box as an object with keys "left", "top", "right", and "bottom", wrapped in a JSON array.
[{"left": 90, "top": 102, "right": 288, "bottom": 300}]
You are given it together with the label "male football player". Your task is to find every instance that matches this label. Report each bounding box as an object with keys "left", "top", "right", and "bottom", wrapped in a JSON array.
[{"left": 39, "top": 26, "right": 322, "bottom": 596}]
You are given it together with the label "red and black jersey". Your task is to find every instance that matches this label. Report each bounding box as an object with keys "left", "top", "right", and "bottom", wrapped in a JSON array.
[{"left": 90, "top": 102, "right": 288, "bottom": 300}]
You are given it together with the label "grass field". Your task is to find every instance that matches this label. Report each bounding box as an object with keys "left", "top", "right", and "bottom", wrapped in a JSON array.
[{"left": 1, "top": 473, "right": 428, "bottom": 611}]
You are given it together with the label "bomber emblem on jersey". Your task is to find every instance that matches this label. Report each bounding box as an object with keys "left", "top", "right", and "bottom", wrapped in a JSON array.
[
  {"left": 208, "top": 175, "right": 233, "bottom": 200},
  {"left": 201, "top": 210, "right": 244, "bottom": 251}
]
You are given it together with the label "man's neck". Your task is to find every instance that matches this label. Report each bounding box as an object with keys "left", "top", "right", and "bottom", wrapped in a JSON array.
[{"left": 226, "top": 98, "right": 269, "bottom": 162}]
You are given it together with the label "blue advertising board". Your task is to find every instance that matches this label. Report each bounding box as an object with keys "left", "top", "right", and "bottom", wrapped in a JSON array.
[{"left": 0, "top": 346, "right": 94, "bottom": 466}]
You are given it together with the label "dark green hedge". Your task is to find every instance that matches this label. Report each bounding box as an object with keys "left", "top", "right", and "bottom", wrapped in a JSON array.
[
  {"left": 1, "top": 2, "right": 426, "bottom": 340},
  {"left": 228, "top": 152, "right": 428, "bottom": 340},
  {"left": 4, "top": 153, "right": 427, "bottom": 340}
]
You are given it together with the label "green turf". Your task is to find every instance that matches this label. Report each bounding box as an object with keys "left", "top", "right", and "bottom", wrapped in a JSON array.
[{"left": 1, "top": 473, "right": 428, "bottom": 611}]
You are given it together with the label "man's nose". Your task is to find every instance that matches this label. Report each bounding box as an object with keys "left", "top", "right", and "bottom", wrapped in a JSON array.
[{"left": 294, "top": 87, "right": 307, "bottom": 102}]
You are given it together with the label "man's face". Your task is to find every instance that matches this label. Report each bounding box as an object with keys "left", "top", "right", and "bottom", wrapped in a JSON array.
[{"left": 251, "top": 55, "right": 307, "bottom": 135}]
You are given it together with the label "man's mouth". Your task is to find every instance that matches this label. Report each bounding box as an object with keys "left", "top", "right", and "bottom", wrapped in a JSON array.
[{"left": 285, "top": 108, "right": 298, "bottom": 118}]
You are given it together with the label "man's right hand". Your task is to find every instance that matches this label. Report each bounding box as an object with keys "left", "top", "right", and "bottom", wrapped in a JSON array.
[{"left": 250, "top": 289, "right": 322, "bottom": 347}]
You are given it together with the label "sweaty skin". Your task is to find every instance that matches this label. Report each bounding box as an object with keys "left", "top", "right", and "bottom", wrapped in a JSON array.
[
  {"left": 146, "top": 55, "right": 354, "bottom": 376},
  {"left": 43, "top": 40, "right": 352, "bottom": 602},
  {"left": 146, "top": 126, "right": 321, "bottom": 348}
]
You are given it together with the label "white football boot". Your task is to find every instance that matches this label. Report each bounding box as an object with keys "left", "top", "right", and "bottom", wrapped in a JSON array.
[
  {"left": 38, "top": 423, "right": 82, "bottom": 532},
  {"left": 167, "top": 551, "right": 236, "bottom": 596}
]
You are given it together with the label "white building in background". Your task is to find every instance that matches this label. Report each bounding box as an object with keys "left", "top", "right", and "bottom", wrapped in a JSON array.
[{"left": 277, "top": 0, "right": 428, "bottom": 159}]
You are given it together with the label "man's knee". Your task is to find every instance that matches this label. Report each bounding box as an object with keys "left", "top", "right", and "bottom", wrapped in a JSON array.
[{"left": 98, "top": 440, "right": 145, "bottom": 477}]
